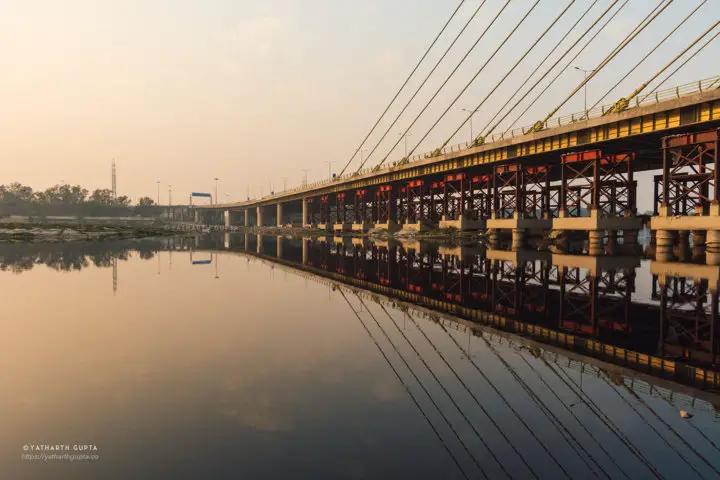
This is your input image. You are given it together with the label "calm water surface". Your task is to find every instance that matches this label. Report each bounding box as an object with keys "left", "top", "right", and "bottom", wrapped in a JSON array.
[{"left": 2, "top": 236, "right": 720, "bottom": 480}]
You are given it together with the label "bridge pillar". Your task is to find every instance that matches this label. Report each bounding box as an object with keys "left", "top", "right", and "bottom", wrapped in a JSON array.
[
  {"left": 244, "top": 209, "right": 250, "bottom": 227},
  {"left": 257, "top": 206, "right": 264, "bottom": 227},
  {"left": 194, "top": 209, "right": 200, "bottom": 224},
  {"left": 302, "top": 199, "right": 309, "bottom": 228},
  {"left": 277, "top": 236, "right": 283, "bottom": 258},
  {"left": 224, "top": 210, "right": 230, "bottom": 229},
  {"left": 257, "top": 233, "right": 263, "bottom": 253},
  {"left": 302, "top": 237, "right": 309, "bottom": 265},
  {"left": 277, "top": 203, "right": 284, "bottom": 227}
]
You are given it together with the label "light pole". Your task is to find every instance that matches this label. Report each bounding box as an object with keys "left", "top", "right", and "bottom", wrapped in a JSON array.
[
  {"left": 214, "top": 177, "right": 219, "bottom": 205},
  {"left": 280, "top": 177, "right": 288, "bottom": 191},
  {"left": 168, "top": 185, "right": 172, "bottom": 220},
  {"left": 301, "top": 169, "right": 309, "bottom": 188},
  {"left": 156, "top": 181, "right": 160, "bottom": 205},
  {"left": 398, "top": 133, "right": 412, "bottom": 158},
  {"left": 574, "top": 66, "right": 594, "bottom": 115},
  {"left": 461, "top": 108, "right": 478, "bottom": 143},
  {"left": 324, "top": 161, "right": 336, "bottom": 180}
]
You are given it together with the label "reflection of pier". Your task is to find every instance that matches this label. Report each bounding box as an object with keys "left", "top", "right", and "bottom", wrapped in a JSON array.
[
  {"left": 190, "top": 234, "right": 720, "bottom": 479},
  {"left": 193, "top": 234, "right": 720, "bottom": 392}
]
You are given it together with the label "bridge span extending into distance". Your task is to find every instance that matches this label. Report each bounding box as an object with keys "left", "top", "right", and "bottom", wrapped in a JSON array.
[{"left": 195, "top": 78, "right": 720, "bottom": 264}]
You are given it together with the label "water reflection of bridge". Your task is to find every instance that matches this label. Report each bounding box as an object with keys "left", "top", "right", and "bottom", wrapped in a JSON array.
[
  {"left": 189, "top": 232, "right": 720, "bottom": 479},
  {"left": 195, "top": 233, "right": 720, "bottom": 394}
]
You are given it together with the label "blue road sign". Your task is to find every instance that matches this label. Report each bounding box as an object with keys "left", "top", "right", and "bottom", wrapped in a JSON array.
[{"left": 191, "top": 192, "right": 212, "bottom": 198}]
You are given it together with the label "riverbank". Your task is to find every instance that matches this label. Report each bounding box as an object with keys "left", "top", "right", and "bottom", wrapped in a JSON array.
[{"left": 0, "top": 222, "right": 181, "bottom": 243}]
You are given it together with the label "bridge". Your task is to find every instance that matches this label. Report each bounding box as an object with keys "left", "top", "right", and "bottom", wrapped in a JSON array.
[{"left": 195, "top": 78, "right": 720, "bottom": 260}]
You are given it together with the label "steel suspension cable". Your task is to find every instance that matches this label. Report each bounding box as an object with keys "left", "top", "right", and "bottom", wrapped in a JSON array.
[
  {"left": 594, "top": 369, "right": 711, "bottom": 479},
  {"left": 388, "top": 0, "right": 543, "bottom": 165},
  {"left": 407, "top": 315, "right": 541, "bottom": 480},
  {"left": 338, "top": 0, "right": 466, "bottom": 177},
  {"left": 337, "top": 290, "right": 471, "bottom": 480},
  {"left": 353, "top": 0, "right": 513, "bottom": 174},
  {"left": 478, "top": 333, "right": 611, "bottom": 479},
  {"left": 438, "top": 322, "right": 573, "bottom": 480},
  {"left": 529, "top": 0, "right": 674, "bottom": 131},
  {"left": 475, "top": 0, "right": 600, "bottom": 143},
  {"left": 353, "top": 294, "right": 490, "bottom": 479},
  {"left": 436, "top": 0, "right": 576, "bottom": 153},
  {"left": 546, "top": 360, "right": 667, "bottom": 480},
  {"left": 503, "top": 0, "right": 629, "bottom": 133},
  {"left": 373, "top": 303, "right": 513, "bottom": 479},
  {"left": 637, "top": 25, "right": 720, "bottom": 103},
  {"left": 513, "top": 348, "right": 632, "bottom": 480},
  {"left": 605, "top": 19, "right": 720, "bottom": 113},
  {"left": 588, "top": 0, "right": 707, "bottom": 111},
  {"left": 616, "top": 376, "right": 720, "bottom": 477},
  {"left": 342, "top": 0, "right": 490, "bottom": 176}
]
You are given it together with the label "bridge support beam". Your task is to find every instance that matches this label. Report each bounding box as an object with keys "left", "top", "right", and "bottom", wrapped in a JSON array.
[
  {"left": 194, "top": 209, "right": 200, "bottom": 224},
  {"left": 224, "top": 210, "right": 230, "bottom": 229},
  {"left": 650, "top": 129, "right": 720, "bottom": 265},
  {"left": 244, "top": 209, "right": 250, "bottom": 227},
  {"left": 257, "top": 206, "right": 264, "bottom": 227}
]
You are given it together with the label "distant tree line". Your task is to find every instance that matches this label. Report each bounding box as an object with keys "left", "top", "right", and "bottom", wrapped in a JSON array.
[{"left": 0, "top": 182, "right": 159, "bottom": 217}]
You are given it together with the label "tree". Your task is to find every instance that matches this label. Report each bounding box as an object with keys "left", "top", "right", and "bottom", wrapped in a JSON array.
[
  {"left": 89, "top": 188, "right": 115, "bottom": 205},
  {"left": 137, "top": 197, "right": 155, "bottom": 207},
  {"left": 116, "top": 195, "right": 131, "bottom": 206}
]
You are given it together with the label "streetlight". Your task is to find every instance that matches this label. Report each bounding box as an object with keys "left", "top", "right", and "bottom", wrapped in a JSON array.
[
  {"left": 574, "top": 66, "right": 595, "bottom": 115},
  {"left": 214, "top": 177, "right": 219, "bottom": 205},
  {"left": 461, "top": 107, "right": 479, "bottom": 143},
  {"left": 168, "top": 184, "right": 172, "bottom": 220},
  {"left": 301, "top": 169, "right": 309, "bottom": 188},
  {"left": 324, "top": 161, "right": 337, "bottom": 180},
  {"left": 280, "top": 177, "right": 288, "bottom": 191},
  {"left": 399, "top": 132, "right": 412, "bottom": 158},
  {"left": 156, "top": 181, "right": 160, "bottom": 205}
]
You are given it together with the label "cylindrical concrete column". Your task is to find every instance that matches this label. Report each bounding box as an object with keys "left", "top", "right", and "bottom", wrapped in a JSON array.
[
  {"left": 302, "top": 238, "right": 309, "bottom": 265},
  {"left": 302, "top": 199, "right": 309, "bottom": 227},
  {"left": 257, "top": 206, "right": 264, "bottom": 227},
  {"left": 588, "top": 230, "right": 604, "bottom": 256},
  {"left": 692, "top": 230, "right": 706, "bottom": 261},
  {"left": 256, "top": 233, "right": 263, "bottom": 253},
  {"left": 277, "top": 203, "right": 284, "bottom": 227},
  {"left": 511, "top": 229, "right": 525, "bottom": 251},
  {"left": 244, "top": 233, "right": 249, "bottom": 251},
  {"left": 656, "top": 230, "right": 675, "bottom": 262},
  {"left": 488, "top": 229, "right": 499, "bottom": 249},
  {"left": 276, "top": 236, "right": 283, "bottom": 258},
  {"left": 244, "top": 209, "right": 250, "bottom": 227},
  {"left": 706, "top": 230, "right": 720, "bottom": 266},
  {"left": 194, "top": 209, "right": 200, "bottom": 224},
  {"left": 607, "top": 230, "right": 618, "bottom": 255},
  {"left": 224, "top": 210, "right": 230, "bottom": 229},
  {"left": 675, "top": 231, "right": 691, "bottom": 261}
]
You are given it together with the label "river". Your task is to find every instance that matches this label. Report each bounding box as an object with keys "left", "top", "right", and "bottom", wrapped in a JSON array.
[{"left": 2, "top": 235, "right": 719, "bottom": 479}]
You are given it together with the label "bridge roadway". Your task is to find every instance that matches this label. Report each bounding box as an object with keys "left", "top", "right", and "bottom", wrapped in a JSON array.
[{"left": 196, "top": 79, "right": 720, "bottom": 261}]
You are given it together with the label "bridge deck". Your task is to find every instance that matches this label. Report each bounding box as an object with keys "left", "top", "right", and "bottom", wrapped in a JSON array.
[{"left": 199, "top": 78, "right": 720, "bottom": 210}]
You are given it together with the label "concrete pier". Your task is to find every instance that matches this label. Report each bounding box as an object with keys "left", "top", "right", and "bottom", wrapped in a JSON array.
[
  {"left": 277, "top": 203, "right": 284, "bottom": 227},
  {"left": 439, "top": 215, "right": 484, "bottom": 231},
  {"left": 257, "top": 207, "right": 264, "bottom": 227}
]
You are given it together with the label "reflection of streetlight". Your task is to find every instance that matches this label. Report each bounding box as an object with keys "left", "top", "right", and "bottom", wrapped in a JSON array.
[
  {"left": 214, "top": 253, "right": 219, "bottom": 279},
  {"left": 574, "top": 66, "right": 595, "bottom": 114}
]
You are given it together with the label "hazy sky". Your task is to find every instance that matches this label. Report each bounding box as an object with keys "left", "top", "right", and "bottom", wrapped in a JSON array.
[{"left": 1, "top": 0, "right": 718, "bottom": 204}]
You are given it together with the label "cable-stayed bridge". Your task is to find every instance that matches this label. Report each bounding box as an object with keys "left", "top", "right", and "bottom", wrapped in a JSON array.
[{"left": 195, "top": 0, "right": 720, "bottom": 265}]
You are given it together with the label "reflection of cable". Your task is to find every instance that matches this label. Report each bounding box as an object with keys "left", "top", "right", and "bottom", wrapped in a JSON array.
[
  {"left": 514, "top": 349, "right": 631, "bottom": 480},
  {"left": 370, "top": 300, "right": 509, "bottom": 479},
  {"left": 479, "top": 333, "right": 609, "bottom": 479},
  {"left": 438, "top": 322, "right": 572, "bottom": 479},
  {"left": 406, "top": 314, "right": 539, "bottom": 480},
  {"left": 656, "top": 393, "right": 720, "bottom": 455},
  {"left": 337, "top": 290, "right": 471, "bottom": 480},
  {"left": 547, "top": 361, "right": 667, "bottom": 480},
  {"left": 596, "top": 369, "right": 717, "bottom": 478},
  {"left": 353, "top": 295, "right": 489, "bottom": 479}
]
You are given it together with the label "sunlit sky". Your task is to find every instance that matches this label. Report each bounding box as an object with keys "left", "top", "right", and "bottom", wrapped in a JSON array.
[{"left": 1, "top": 0, "right": 718, "bottom": 204}]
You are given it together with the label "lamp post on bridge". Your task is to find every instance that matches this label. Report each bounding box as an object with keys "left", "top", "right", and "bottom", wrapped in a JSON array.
[
  {"left": 574, "top": 66, "right": 595, "bottom": 116},
  {"left": 323, "top": 161, "right": 336, "bottom": 181},
  {"left": 156, "top": 181, "right": 160, "bottom": 205},
  {"left": 461, "top": 107, "right": 479, "bottom": 144},
  {"left": 214, "top": 177, "right": 219, "bottom": 205},
  {"left": 398, "top": 132, "right": 412, "bottom": 158}
]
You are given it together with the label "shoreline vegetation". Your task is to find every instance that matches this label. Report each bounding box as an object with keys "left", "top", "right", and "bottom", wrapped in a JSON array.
[{"left": 0, "top": 222, "right": 180, "bottom": 243}]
